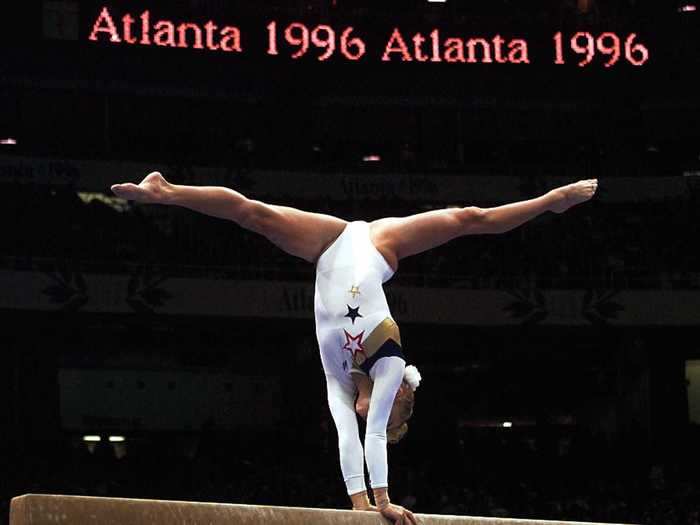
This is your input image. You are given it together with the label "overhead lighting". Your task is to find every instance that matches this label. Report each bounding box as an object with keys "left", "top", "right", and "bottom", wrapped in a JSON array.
[
  {"left": 678, "top": 4, "right": 697, "bottom": 11},
  {"left": 502, "top": 421, "right": 513, "bottom": 428},
  {"left": 108, "top": 435, "right": 126, "bottom": 442},
  {"left": 82, "top": 435, "right": 102, "bottom": 442},
  {"left": 362, "top": 154, "right": 381, "bottom": 162},
  {"left": 1, "top": 138, "right": 17, "bottom": 145},
  {"left": 428, "top": 0, "right": 447, "bottom": 2}
]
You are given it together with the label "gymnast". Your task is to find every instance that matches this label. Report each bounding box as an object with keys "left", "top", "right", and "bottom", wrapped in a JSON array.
[{"left": 111, "top": 174, "right": 597, "bottom": 524}]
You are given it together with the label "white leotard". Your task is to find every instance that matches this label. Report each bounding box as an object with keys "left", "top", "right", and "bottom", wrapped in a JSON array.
[{"left": 314, "top": 221, "right": 406, "bottom": 495}]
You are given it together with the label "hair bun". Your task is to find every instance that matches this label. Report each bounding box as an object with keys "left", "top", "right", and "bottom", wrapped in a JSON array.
[{"left": 403, "top": 365, "right": 422, "bottom": 392}]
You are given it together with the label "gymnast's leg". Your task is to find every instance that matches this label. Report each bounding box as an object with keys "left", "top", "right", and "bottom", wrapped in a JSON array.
[
  {"left": 369, "top": 179, "right": 598, "bottom": 264},
  {"left": 110, "top": 171, "right": 347, "bottom": 263}
]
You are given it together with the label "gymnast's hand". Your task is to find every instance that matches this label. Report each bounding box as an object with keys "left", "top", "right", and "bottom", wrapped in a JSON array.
[
  {"left": 379, "top": 503, "right": 418, "bottom": 525},
  {"left": 111, "top": 172, "right": 172, "bottom": 204}
]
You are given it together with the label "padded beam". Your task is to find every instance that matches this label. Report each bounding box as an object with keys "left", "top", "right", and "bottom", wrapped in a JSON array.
[{"left": 10, "top": 494, "right": 635, "bottom": 525}]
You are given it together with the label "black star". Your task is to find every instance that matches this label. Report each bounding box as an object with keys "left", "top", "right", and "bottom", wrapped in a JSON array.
[{"left": 345, "top": 305, "right": 363, "bottom": 324}]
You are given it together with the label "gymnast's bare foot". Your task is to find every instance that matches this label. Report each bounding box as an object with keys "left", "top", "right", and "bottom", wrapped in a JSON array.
[
  {"left": 111, "top": 172, "right": 172, "bottom": 204},
  {"left": 548, "top": 179, "right": 598, "bottom": 214}
]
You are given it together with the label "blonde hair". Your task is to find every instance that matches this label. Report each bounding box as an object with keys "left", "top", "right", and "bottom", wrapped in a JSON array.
[
  {"left": 387, "top": 422, "right": 408, "bottom": 444},
  {"left": 386, "top": 387, "right": 415, "bottom": 444}
]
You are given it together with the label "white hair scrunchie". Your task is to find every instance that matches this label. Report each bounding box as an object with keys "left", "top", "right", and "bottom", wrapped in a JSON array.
[{"left": 403, "top": 365, "right": 422, "bottom": 392}]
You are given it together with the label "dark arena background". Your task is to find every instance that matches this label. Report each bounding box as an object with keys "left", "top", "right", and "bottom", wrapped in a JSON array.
[{"left": 1, "top": 1, "right": 700, "bottom": 524}]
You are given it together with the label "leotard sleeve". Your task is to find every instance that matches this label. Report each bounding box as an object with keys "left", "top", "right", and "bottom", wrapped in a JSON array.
[
  {"left": 325, "top": 374, "right": 366, "bottom": 495},
  {"left": 365, "top": 356, "right": 406, "bottom": 489}
]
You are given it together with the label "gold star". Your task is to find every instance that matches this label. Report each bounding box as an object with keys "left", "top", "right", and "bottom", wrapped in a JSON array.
[{"left": 348, "top": 285, "right": 361, "bottom": 299}]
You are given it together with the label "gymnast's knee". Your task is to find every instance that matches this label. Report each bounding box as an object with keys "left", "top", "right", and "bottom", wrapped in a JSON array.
[{"left": 456, "top": 206, "right": 488, "bottom": 234}]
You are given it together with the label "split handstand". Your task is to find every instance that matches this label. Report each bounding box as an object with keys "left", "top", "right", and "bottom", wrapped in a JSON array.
[{"left": 111, "top": 174, "right": 597, "bottom": 524}]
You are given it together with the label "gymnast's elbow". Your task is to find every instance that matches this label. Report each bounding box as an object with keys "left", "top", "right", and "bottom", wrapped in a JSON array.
[
  {"left": 355, "top": 398, "right": 369, "bottom": 420},
  {"left": 240, "top": 199, "right": 280, "bottom": 235}
]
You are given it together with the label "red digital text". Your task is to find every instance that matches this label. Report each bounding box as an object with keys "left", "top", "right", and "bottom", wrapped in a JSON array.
[
  {"left": 87, "top": 7, "right": 650, "bottom": 68},
  {"left": 554, "top": 31, "right": 649, "bottom": 67},
  {"left": 381, "top": 28, "right": 530, "bottom": 64},
  {"left": 88, "top": 6, "right": 242, "bottom": 52},
  {"left": 267, "top": 21, "right": 365, "bottom": 60}
]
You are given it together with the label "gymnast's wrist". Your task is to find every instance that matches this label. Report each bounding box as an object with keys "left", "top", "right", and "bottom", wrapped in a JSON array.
[
  {"left": 372, "top": 488, "right": 390, "bottom": 510},
  {"left": 350, "top": 491, "right": 373, "bottom": 510}
]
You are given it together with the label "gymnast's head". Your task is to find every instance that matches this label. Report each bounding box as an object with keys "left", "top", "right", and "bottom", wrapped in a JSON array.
[
  {"left": 386, "top": 379, "right": 416, "bottom": 444},
  {"left": 356, "top": 365, "right": 421, "bottom": 444}
]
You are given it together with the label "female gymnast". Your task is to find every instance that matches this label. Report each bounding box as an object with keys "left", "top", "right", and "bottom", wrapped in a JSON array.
[{"left": 111, "top": 173, "right": 597, "bottom": 524}]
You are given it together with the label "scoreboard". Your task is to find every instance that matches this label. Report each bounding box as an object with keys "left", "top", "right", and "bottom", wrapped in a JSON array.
[
  {"left": 88, "top": 6, "right": 650, "bottom": 68},
  {"left": 18, "top": 1, "right": 699, "bottom": 99}
]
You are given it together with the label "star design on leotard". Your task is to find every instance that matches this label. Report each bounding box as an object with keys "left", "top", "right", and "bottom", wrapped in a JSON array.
[
  {"left": 348, "top": 285, "right": 361, "bottom": 299},
  {"left": 345, "top": 305, "right": 363, "bottom": 324},
  {"left": 342, "top": 329, "right": 366, "bottom": 360}
]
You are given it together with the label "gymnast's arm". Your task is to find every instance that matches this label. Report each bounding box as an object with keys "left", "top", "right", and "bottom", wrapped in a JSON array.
[
  {"left": 325, "top": 375, "right": 375, "bottom": 510},
  {"left": 364, "top": 357, "right": 417, "bottom": 525},
  {"left": 110, "top": 171, "right": 346, "bottom": 262}
]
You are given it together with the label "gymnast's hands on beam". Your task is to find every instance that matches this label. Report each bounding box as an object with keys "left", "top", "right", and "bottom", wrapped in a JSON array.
[
  {"left": 379, "top": 502, "right": 418, "bottom": 525},
  {"left": 349, "top": 491, "right": 377, "bottom": 512},
  {"left": 373, "top": 488, "right": 418, "bottom": 525}
]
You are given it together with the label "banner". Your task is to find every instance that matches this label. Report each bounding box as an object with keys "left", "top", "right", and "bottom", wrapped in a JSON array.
[{"left": 2, "top": 268, "right": 699, "bottom": 326}]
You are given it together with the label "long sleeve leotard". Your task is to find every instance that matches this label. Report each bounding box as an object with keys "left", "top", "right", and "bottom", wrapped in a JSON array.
[{"left": 314, "top": 221, "right": 405, "bottom": 495}]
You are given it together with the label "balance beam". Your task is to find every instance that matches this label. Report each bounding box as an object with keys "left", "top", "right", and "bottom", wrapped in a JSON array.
[{"left": 10, "top": 494, "right": 635, "bottom": 525}]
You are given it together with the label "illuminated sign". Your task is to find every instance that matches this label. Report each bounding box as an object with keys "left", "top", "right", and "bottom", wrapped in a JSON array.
[
  {"left": 89, "top": 6, "right": 242, "bottom": 51},
  {"left": 88, "top": 6, "right": 650, "bottom": 68}
]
